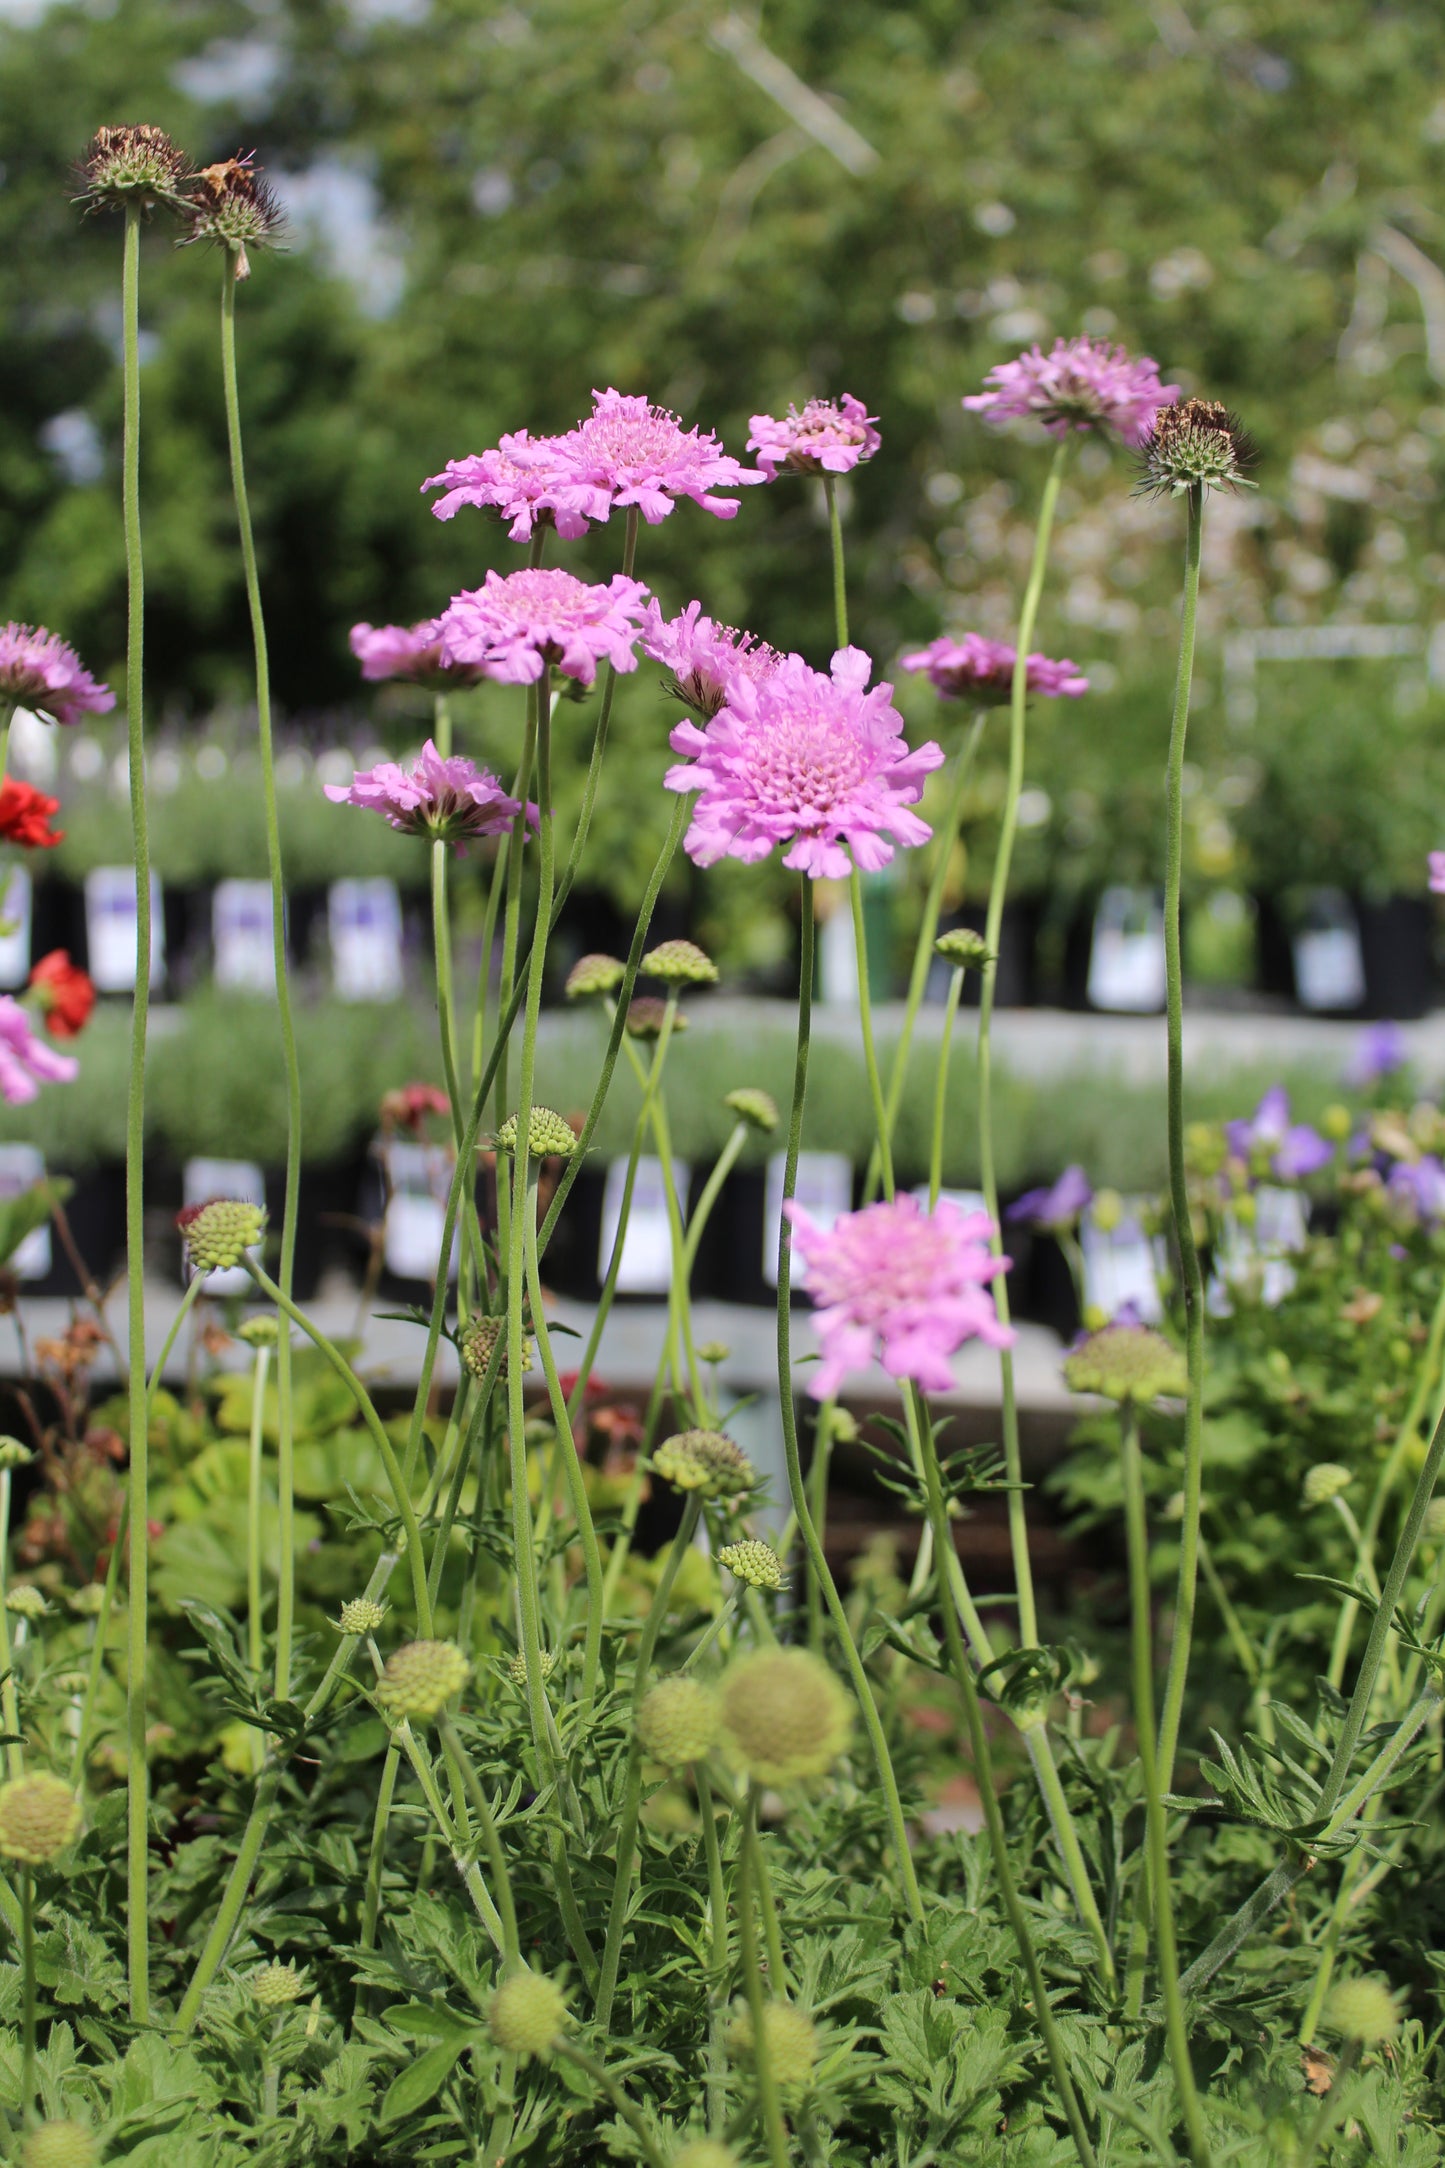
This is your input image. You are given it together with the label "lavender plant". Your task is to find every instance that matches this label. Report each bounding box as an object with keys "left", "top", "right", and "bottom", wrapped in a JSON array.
[{"left": 0, "top": 135, "right": 1440, "bottom": 2168}]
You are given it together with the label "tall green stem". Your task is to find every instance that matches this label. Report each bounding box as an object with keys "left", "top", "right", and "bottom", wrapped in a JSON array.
[
  {"left": 822, "top": 474, "right": 849, "bottom": 648},
  {"left": 120, "top": 200, "right": 152, "bottom": 2023},
  {"left": 738, "top": 1798, "right": 789, "bottom": 2168},
  {"left": 929, "top": 964, "right": 967, "bottom": 1207},
  {"left": 0, "top": 1468, "right": 21, "bottom": 1779},
  {"left": 1156, "top": 486, "right": 1206, "bottom": 1793},
  {"left": 21, "top": 1868, "right": 36, "bottom": 2114},
  {"left": 246, "top": 1339, "right": 271, "bottom": 1771},
  {"left": 221, "top": 255, "right": 303, "bottom": 1709},
  {"left": 849, "top": 864, "right": 894, "bottom": 1200},
  {"left": 976, "top": 439, "right": 1070, "bottom": 1654}
]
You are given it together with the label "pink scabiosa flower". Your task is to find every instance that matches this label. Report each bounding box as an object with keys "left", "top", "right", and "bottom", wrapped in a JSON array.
[
  {"left": 665, "top": 647, "right": 944, "bottom": 879},
  {"left": 324, "top": 740, "right": 534, "bottom": 848},
  {"left": 0, "top": 623, "right": 115, "bottom": 727},
  {"left": 422, "top": 431, "right": 592, "bottom": 541},
  {"left": 786, "top": 1192, "right": 1015, "bottom": 1397},
  {"left": 0, "top": 996, "right": 79, "bottom": 1105},
  {"left": 901, "top": 633, "right": 1088, "bottom": 708},
  {"left": 1430, "top": 851, "right": 1445, "bottom": 895},
  {"left": 435, "top": 567, "right": 650, "bottom": 688},
  {"left": 964, "top": 336, "right": 1178, "bottom": 447},
  {"left": 747, "top": 393, "right": 881, "bottom": 478},
  {"left": 550, "top": 388, "right": 764, "bottom": 526},
  {"left": 349, "top": 621, "right": 486, "bottom": 690},
  {"left": 640, "top": 599, "right": 781, "bottom": 718}
]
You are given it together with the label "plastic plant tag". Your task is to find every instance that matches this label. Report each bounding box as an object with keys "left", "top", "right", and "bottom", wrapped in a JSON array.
[
  {"left": 766, "top": 1150, "right": 852, "bottom": 1288},
  {"left": 182, "top": 1156, "right": 266, "bottom": 1297},
  {"left": 1292, "top": 888, "right": 1365, "bottom": 1012},
  {"left": 329, "top": 877, "right": 404, "bottom": 1002},
  {"left": 1087, "top": 885, "right": 1167, "bottom": 1013},
  {"left": 817, "top": 904, "right": 859, "bottom": 1007},
  {"left": 600, "top": 1156, "right": 682, "bottom": 1295},
  {"left": 1210, "top": 1184, "right": 1307, "bottom": 1311},
  {"left": 0, "top": 867, "right": 31, "bottom": 989},
  {"left": 380, "top": 1139, "right": 458, "bottom": 1283},
  {"left": 912, "top": 1184, "right": 988, "bottom": 1217},
  {"left": 213, "top": 879, "right": 276, "bottom": 993},
  {"left": 1080, "top": 1196, "right": 1165, "bottom": 1322},
  {"left": 85, "top": 866, "right": 164, "bottom": 992},
  {"left": 0, "top": 1144, "right": 51, "bottom": 1281}
]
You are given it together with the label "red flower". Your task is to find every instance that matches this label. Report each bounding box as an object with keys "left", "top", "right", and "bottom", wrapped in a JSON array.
[
  {"left": 28, "top": 951, "right": 96, "bottom": 1039},
  {"left": 0, "top": 777, "right": 64, "bottom": 850}
]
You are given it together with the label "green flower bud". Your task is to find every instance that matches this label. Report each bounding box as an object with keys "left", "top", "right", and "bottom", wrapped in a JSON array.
[
  {"left": 636, "top": 1676, "right": 721, "bottom": 1769},
  {"left": 723, "top": 1087, "right": 778, "bottom": 1133},
  {"left": 1303, "top": 1463, "right": 1352, "bottom": 1508},
  {"left": 933, "top": 927, "right": 990, "bottom": 971},
  {"left": 177, "top": 1198, "right": 267, "bottom": 1275},
  {"left": 727, "top": 2000, "right": 818, "bottom": 2088},
  {"left": 251, "top": 1960, "right": 305, "bottom": 2008},
  {"left": 376, "top": 1640, "right": 470, "bottom": 1723},
  {"left": 494, "top": 1107, "right": 578, "bottom": 1159},
  {"left": 337, "top": 1598, "right": 387, "bottom": 1636},
  {"left": 671, "top": 2145, "right": 739, "bottom": 2168},
  {"left": 718, "top": 1539, "right": 785, "bottom": 1592},
  {"left": 0, "top": 1435, "right": 35, "bottom": 1470},
  {"left": 5, "top": 1586, "right": 48, "bottom": 1621},
  {"left": 564, "top": 952, "right": 627, "bottom": 999},
  {"left": 625, "top": 997, "right": 687, "bottom": 1041},
  {"left": 238, "top": 1315, "right": 281, "bottom": 1349},
  {"left": 652, "top": 1429, "right": 754, "bottom": 1500},
  {"left": 642, "top": 938, "right": 718, "bottom": 986},
  {"left": 1062, "top": 1324, "right": 1187, "bottom": 1405},
  {"left": 22, "top": 2121, "right": 99, "bottom": 2168},
  {"left": 488, "top": 1969, "right": 568, "bottom": 2059},
  {"left": 507, "top": 1647, "right": 557, "bottom": 1688},
  {"left": 720, "top": 1649, "right": 851, "bottom": 1786},
  {"left": 68, "top": 1585, "right": 106, "bottom": 1618},
  {"left": 696, "top": 1340, "right": 731, "bottom": 1365},
  {"left": 459, "top": 1313, "right": 532, "bottom": 1383},
  {"left": 0, "top": 1771, "right": 82, "bottom": 1865},
  {"left": 1324, "top": 1976, "right": 1402, "bottom": 2043}
]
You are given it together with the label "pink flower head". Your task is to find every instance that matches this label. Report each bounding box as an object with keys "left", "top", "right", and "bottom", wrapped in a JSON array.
[
  {"left": 549, "top": 388, "right": 765, "bottom": 526},
  {"left": 422, "top": 430, "right": 592, "bottom": 542},
  {"left": 640, "top": 599, "right": 781, "bottom": 719},
  {"left": 786, "top": 1192, "right": 1015, "bottom": 1397},
  {"left": 747, "top": 393, "right": 881, "bottom": 478},
  {"left": 901, "top": 633, "right": 1089, "bottom": 708},
  {"left": 0, "top": 994, "right": 78, "bottom": 1105},
  {"left": 964, "top": 336, "right": 1179, "bottom": 447},
  {"left": 434, "top": 567, "right": 650, "bottom": 687},
  {"left": 0, "top": 622, "right": 115, "bottom": 727},
  {"left": 665, "top": 646, "right": 944, "bottom": 880},
  {"left": 324, "top": 740, "right": 534, "bottom": 848},
  {"left": 1430, "top": 851, "right": 1445, "bottom": 895},
  {"left": 349, "top": 621, "right": 486, "bottom": 691}
]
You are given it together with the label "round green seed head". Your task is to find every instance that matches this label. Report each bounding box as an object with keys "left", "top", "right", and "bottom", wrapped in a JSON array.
[
  {"left": 1324, "top": 1976, "right": 1402, "bottom": 2043},
  {"left": 22, "top": 2121, "right": 99, "bottom": 2168},
  {"left": 671, "top": 2145, "right": 740, "bottom": 2168},
  {"left": 642, "top": 938, "right": 718, "bottom": 986},
  {"left": 718, "top": 1539, "right": 785, "bottom": 1592},
  {"left": 460, "top": 1313, "right": 531, "bottom": 1383},
  {"left": 494, "top": 1107, "right": 578, "bottom": 1159},
  {"left": 488, "top": 1969, "right": 568, "bottom": 2059},
  {"left": 178, "top": 1198, "right": 267, "bottom": 1275},
  {"left": 1062, "top": 1324, "right": 1188, "bottom": 1406},
  {"left": 376, "top": 1639, "right": 471, "bottom": 1722},
  {"left": 0, "top": 1435, "right": 35, "bottom": 1470},
  {"left": 652, "top": 1429, "right": 755, "bottom": 1500},
  {"left": 933, "top": 927, "right": 991, "bottom": 970},
  {"left": 727, "top": 2000, "right": 818, "bottom": 2088},
  {"left": 723, "top": 1085, "right": 779, "bottom": 1132},
  {"left": 720, "top": 1648, "right": 851, "bottom": 1786},
  {"left": 238, "top": 1315, "right": 280, "bottom": 1349},
  {"left": 1303, "top": 1463, "right": 1352, "bottom": 1508},
  {"left": 338, "top": 1598, "right": 387, "bottom": 1636},
  {"left": 696, "top": 1339, "right": 731, "bottom": 1364},
  {"left": 251, "top": 1960, "right": 304, "bottom": 2008},
  {"left": 0, "top": 1771, "right": 82, "bottom": 1865},
  {"left": 637, "top": 1676, "right": 721, "bottom": 1768},
  {"left": 6, "top": 1585, "right": 48, "bottom": 1621},
  {"left": 564, "top": 952, "right": 627, "bottom": 999}
]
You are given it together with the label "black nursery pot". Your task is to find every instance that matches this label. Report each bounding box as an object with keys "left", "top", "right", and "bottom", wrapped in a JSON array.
[
  {"left": 538, "top": 1165, "right": 606, "bottom": 1302},
  {"left": 13, "top": 1164, "right": 127, "bottom": 1300},
  {"left": 1004, "top": 1217, "right": 1081, "bottom": 1339},
  {"left": 691, "top": 1163, "right": 771, "bottom": 1307},
  {"left": 1356, "top": 895, "right": 1435, "bottom": 1021}
]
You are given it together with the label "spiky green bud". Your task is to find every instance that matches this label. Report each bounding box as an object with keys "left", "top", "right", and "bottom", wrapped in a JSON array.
[
  {"left": 494, "top": 1107, "right": 578, "bottom": 1159},
  {"left": 933, "top": 927, "right": 991, "bottom": 970},
  {"left": 251, "top": 1960, "right": 305, "bottom": 2008},
  {"left": 177, "top": 1198, "right": 266, "bottom": 1275},
  {"left": 337, "top": 1598, "right": 387, "bottom": 1636},
  {"left": 652, "top": 1429, "right": 754, "bottom": 1499},
  {"left": 718, "top": 1540, "right": 785, "bottom": 1591}
]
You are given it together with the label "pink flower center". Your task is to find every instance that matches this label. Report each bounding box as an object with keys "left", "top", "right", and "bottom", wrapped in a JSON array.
[
  {"left": 746, "top": 714, "right": 869, "bottom": 814},
  {"left": 488, "top": 569, "right": 603, "bottom": 624},
  {"left": 579, "top": 408, "right": 695, "bottom": 472},
  {"left": 813, "top": 1217, "right": 957, "bottom": 1318}
]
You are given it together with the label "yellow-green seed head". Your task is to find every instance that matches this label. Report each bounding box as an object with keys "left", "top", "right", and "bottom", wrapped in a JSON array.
[
  {"left": 488, "top": 1969, "right": 568, "bottom": 2059},
  {"left": 1324, "top": 1976, "right": 1402, "bottom": 2043},
  {"left": 238, "top": 1315, "right": 281, "bottom": 1349},
  {"left": 565, "top": 952, "right": 627, "bottom": 999},
  {"left": 652, "top": 1429, "right": 755, "bottom": 1500},
  {"left": 718, "top": 1539, "right": 785, "bottom": 1592},
  {"left": 722, "top": 1087, "right": 778, "bottom": 1133},
  {"left": 376, "top": 1639, "right": 470, "bottom": 1722},
  {"left": 251, "top": 1960, "right": 304, "bottom": 2008},
  {"left": 642, "top": 938, "right": 718, "bottom": 986},
  {"left": 720, "top": 1648, "right": 852, "bottom": 1785},
  {"left": 338, "top": 1598, "right": 387, "bottom": 1636},
  {"left": 22, "top": 2121, "right": 99, "bottom": 2168},
  {"left": 1303, "top": 1463, "right": 1352, "bottom": 1508},
  {"left": 696, "top": 1340, "right": 731, "bottom": 1364},
  {"left": 459, "top": 1313, "right": 532, "bottom": 1383},
  {"left": 507, "top": 1647, "right": 557, "bottom": 1688},
  {"left": 625, "top": 996, "right": 687, "bottom": 1040},
  {"left": 933, "top": 927, "right": 990, "bottom": 971},
  {"left": 0, "top": 1771, "right": 82, "bottom": 1865},
  {"left": 0, "top": 1435, "right": 35, "bottom": 1469},
  {"left": 671, "top": 2145, "right": 740, "bottom": 2168},
  {"left": 6, "top": 1585, "right": 48, "bottom": 1621},
  {"left": 494, "top": 1107, "right": 578, "bottom": 1159},
  {"left": 727, "top": 2000, "right": 818, "bottom": 2088},
  {"left": 178, "top": 1197, "right": 267, "bottom": 1274},
  {"left": 1062, "top": 1324, "right": 1187, "bottom": 1405},
  {"left": 636, "top": 1676, "right": 721, "bottom": 1768}
]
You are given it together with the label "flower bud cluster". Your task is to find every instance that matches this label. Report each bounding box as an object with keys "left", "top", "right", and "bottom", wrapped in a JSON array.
[
  {"left": 652, "top": 1429, "right": 755, "bottom": 1499},
  {"left": 376, "top": 1639, "right": 470, "bottom": 1722}
]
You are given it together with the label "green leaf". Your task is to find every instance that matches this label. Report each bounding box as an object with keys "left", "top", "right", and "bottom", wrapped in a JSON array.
[
  {"left": 0, "top": 1177, "right": 71, "bottom": 1268},
  {"left": 381, "top": 2034, "right": 473, "bottom": 2123}
]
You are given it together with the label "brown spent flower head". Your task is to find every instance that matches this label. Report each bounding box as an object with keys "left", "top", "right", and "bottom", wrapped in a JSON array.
[
  {"left": 337, "top": 1597, "right": 387, "bottom": 1636},
  {"left": 79, "top": 124, "right": 189, "bottom": 213},
  {"left": 718, "top": 1539, "right": 785, "bottom": 1591},
  {"left": 376, "top": 1639, "right": 471, "bottom": 1722},
  {"left": 934, "top": 926, "right": 991, "bottom": 971},
  {"left": 564, "top": 951, "right": 627, "bottom": 999},
  {"left": 6, "top": 1585, "right": 48, "bottom": 1621},
  {"left": 0, "top": 1771, "right": 83, "bottom": 1865},
  {"left": 642, "top": 938, "right": 719, "bottom": 986},
  {"left": 625, "top": 996, "right": 688, "bottom": 1040},
  {"left": 727, "top": 1999, "right": 819, "bottom": 2088},
  {"left": 1063, "top": 1324, "right": 1188, "bottom": 1405},
  {"left": 183, "top": 154, "right": 286, "bottom": 278},
  {"left": 1137, "top": 397, "right": 1257, "bottom": 499},
  {"left": 459, "top": 1312, "right": 532, "bottom": 1383},
  {"left": 720, "top": 1648, "right": 852, "bottom": 1785},
  {"left": 636, "top": 1675, "right": 721, "bottom": 1768},
  {"left": 177, "top": 1198, "right": 266, "bottom": 1275},
  {"left": 488, "top": 1969, "right": 569, "bottom": 2059},
  {"left": 652, "top": 1428, "right": 755, "bottom": 1499},
  {"left": 1324, "top": 1975, "right": 1402, "bottom": 2044},
  {"left": 494, "top": 1106, "right": 579, "bottom": 1159},
  {"left": 22, "top": 2122, "right": 99, "bottom": 2168},
  {"left": 723, "top": 1086, "right": 778, "bottom": 1133},
  {"left": 251, "top": 1960, "right": 305, "bottom": 2008}
]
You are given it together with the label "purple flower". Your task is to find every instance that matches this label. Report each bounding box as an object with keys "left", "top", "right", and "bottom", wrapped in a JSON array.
[
  {"left": 1388, "top": 1155, "right": 1445, "bottom": 1225},
  {"left": 0, "top": 995, "right": 78, "bottom": 1104},
  {"left": 1344, "top": 1022, "right": 1407, "bottom": 1089},
  {"left": 0, "top": 622, "right": 115, "bottom": 727},
  {"left": 900, "top": 634, "right": 1089, "bottom": 708},
  {"left": 1007, "top": 1164, "right": 1093, "bottom": 1231},
  {"left": 963, "top": 336, "right": 1179, "bottom": 447},
  {"left": 786, "top": 1191, "right": 1015, "bottom": 1397},
  {"left": 349, "top": 621, "right": 486, "bottom": 690},
  {"left": 663, "top": 645, "right": 945, "bottom": 880},
  {"left": 434, "top": 568, "right": 650, "bottom": 688},
  {"left": 747, "top": 394, "right": 881, "bottom": 478},
  {"left": 1430, "top": 851, "right": 1445, "bottom": 896},
  {"left": 422, "top": 431, "right": 592, "bottom": 541},
  {"left": 324, "top": 740, "right": 533, "bottom": 848},
  {"left": 549, "top": 388, "right": 765, "bottom": 526},
  {"left": 1227, "top": 1087, "right": 1332, "bottom": 1182},
  {"left": 639, "top": 599, "right": 781, "bottom": 719}
]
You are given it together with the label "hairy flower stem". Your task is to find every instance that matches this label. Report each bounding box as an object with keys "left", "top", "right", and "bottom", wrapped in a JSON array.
[
  {"left": 850, "top": 864, "right": 894, "bottom": 1200},
  {"left": 739, "top": 1797, "right": 790, "bottom": 2168},
  {"left": 595, "top": 1494, "right": 703, "bottom": 2031},
  {"left": 554, "top": 2041, "right": 668, "bottom": 2168},
  {"left": 220, "top": 254, "right": 303, "bottom": 1711},
  {"left": 822, "top": 474, "right": 849, "bottom": 648},
  {"left": 1121, "top": 1405, "right": 1211, "bottom": 2167},
  {"left": 358, "top": 1736, "right": 401, "bottom": 1965},
  {"left": 977, "top": 439, "right": 1070, "bottom": 1656},
  {"left": 695, "top": 1765, "right": 730, "bottom": 2131},
  {"left": 246, "top": 1339, "right": 272, "bottom": 1774},
  {"left": 909, "top": 1385, "right": 1096, "bottom": 2168},
  {"left": 929, "top": 962, "right": 968, "bottom": 1208},
  {"left": 21, "top": 1868, "right": 36, "bottom": 2113},
  {"left": 0, "top": 1471, "right": 21, "bottom": 1779},
  {"left": 70, "top": 1492, "right": 128, "bottom": 1795},
  {"left": 120, "top": 200, "right": 152, "bottom": 2023},
  {"left": 777, "top": 880, "right": 924, "bottom": 1924},
  {"left": 393, "top": 1719, "right": 506, "bottom": 1950}
]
